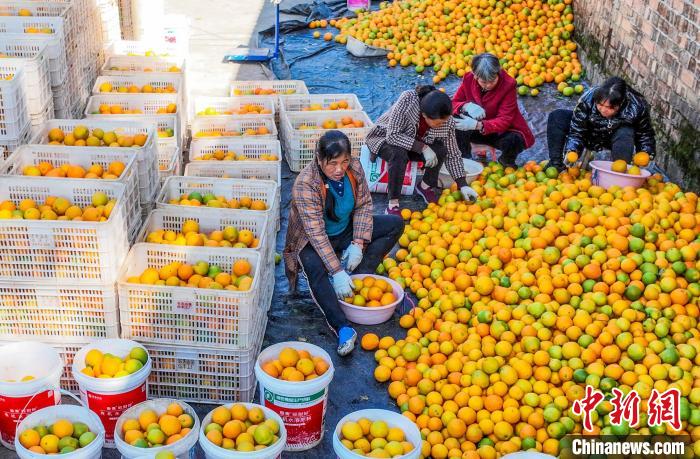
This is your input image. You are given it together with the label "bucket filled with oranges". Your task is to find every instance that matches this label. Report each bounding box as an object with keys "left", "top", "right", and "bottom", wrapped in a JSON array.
[
  {"left": 339, "top": 274, "right": 404, "bottom": 325},
  {"left": 590, "top": 153, "right": 652, "bottom": 189},
  {"left": 332, "top": 408, "right": 421, "bottom": 459},
  {"left": 114, "top": 399, "right": 200, "bottom": 458},
  {"left": 14, "top": 403, "right": 105, "bottom": 458}
]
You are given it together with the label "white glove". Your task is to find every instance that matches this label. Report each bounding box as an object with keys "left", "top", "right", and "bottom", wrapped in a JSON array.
[
  {"left": 460, "top": 186, "right": 478, "bottom": 202},
  {"left": 332, "top": 271, "right": 354, "bottom": 299},
  {"left": 422, "top": 145, "right": 438, "bottom": 168},
  {"left": 341, "top": 242, "right": 363, "bottom": 272},
  {"left": 454, "top": 116, "right": 478, "bottom": 131},
  {"left": 461, "top": 102, "right": 485, "bottom": 120}
]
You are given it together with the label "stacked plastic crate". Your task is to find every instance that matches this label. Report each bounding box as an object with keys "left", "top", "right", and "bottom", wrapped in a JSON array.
[
  {"left": 0, "top": 60, "right": 31, "bottom": 160},
  {"left": 278, "top": 92, "right": 374, "bottom": 172},
  {"left": 85, "top": 52, "right": 186, "bottom": 217},
  {"left": 0, "top": 168, "right": 132, "bottom": 396},
  {"left": 116, "top": 176, "right": 278, "bottom": 403}
]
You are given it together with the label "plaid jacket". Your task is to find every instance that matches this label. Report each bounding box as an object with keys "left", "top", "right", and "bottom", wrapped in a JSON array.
[
  {"left": 284, "top": 157, "right": 373, "bottom": 289},
  {"left": 365, "top": 89, "right": 466, "bottom": 183}
]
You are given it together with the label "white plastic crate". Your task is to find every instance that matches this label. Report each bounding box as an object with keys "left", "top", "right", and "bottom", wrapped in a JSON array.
[
  {"left": 157, "top": 143, "right": 180, "bottom": 185},
  {"left": 0, "top": 40, "right": 52, "bottom": 115},
  {"left": 92, "top": 74, "right": 183, "bottom": 95},
  {"left": 191, "top": 115, "right": 277, "bottom": 140},
  {"left": 2, "top": 144, "right": 142, "bottom": 240},
  {"left": 144, "top": 315, "right": 264, "bottom": 404},
  {"left": 101, "top": 54, "right": 185, "bottom": 75},
  {"left": 188, "top": 138, "right": 280, "bottom": 162},
  {"left": 280, "top": 93, "right": 363, "bottom": 113},
  {"left": 29, "top": 99, "right": 54, "bottom": 131},
  {"left": 106, "top": 39, "right": 184, "bottom": 58},
  {"left": 117, "top": 244, "right": 264, "bottom": 349},
  {"left": 55, "top": 342, "right": 83, "bottom": 394},
  {"left": 156, "top": 176, "right": 280, "bottom": 244},
  {"left": 0, "top": 121, "right": 30, "bottom": 159},
  {"left": 184, "top": 161, "right": 281, "bottom": 188},
  {"left": 143, "top": 114, "right": 180, "bottom": 149},
  {"left": 230, "top": 80, "right": 308, "bottom": 97},
  {"left": 0, "top": 18, "right": 67, "bottom": 84},
  {"left": 281, "top": 110, "right": 373, "bottom": 172},
  {"left": 85, "top": 93, "right": 184, "bottom": 148},
  {"left": 0, "top": 62, "right": 29, "bottom": 140},
  {"left": 84, "top": 93, "right": 180, "bottom": 117},
  {"left": 0, "top": 177, "right": 130, "bottom": 283},
  {"left": 31, "top": 119, "right": 160, "bottom": 206},
  {"left": 0, "top": 34, "right": 65, "bottom": 87},
  {"left": 137, "top": 207, "right": 272, "bottom": 264},
  {"left": 0, "top": 282, "right": 119, "bottom": 343},
  {"left": 0, "top": 3, "right": 76, "bottom": 55},
  {"left": 193, "top": 96, "right": 275, "bottom": 117}
]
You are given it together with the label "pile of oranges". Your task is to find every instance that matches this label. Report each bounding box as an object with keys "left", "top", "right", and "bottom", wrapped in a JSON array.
[
  {"left": 96, "top": 103, "right": 177, "bottom": 115},
  {"left": 98, "top": 82, "right": 177, "bottom": 94},
  {"left": 119, "top": 402, "right": 195, "bottom": 449},
  {"left": 145, "top": 219, "right": 260, "bottom": 249},
  {"left": 196, "top": 105, "right": 272, "bottom": 116},
  {"left": 168, "top": 192, "right": 268, "bottom": 211},
  {"left": 203, "top": 404, "right": 281, "bottom": 452},
  {"left": 0, "top": 192, "right": 116, "bottom": 221},
  {"left": 364, "top": 161, "right": 700, "bottom": 458},
  {"left": 319, "top": 0, "right": 581, "bottom": 87},
  {"left": 298, "top": 117, "right": 365, "bottom": 130},
  {"left": 46, "top": 126, "right": 149, "bottom": 148},
  {"left": 193, "top": 126, "right": 271, "bottom": 138},
  {"left": 193, "top": 150, "right": 279, "bottom": 161},
  {"left": 128, "top": 259, "right": 254, "bottom": 291},
  {"left": 260, "top": 347, "right": 330, "bottom": 381},
  {"left": 22, "top": 161, "right": 126, "bottom": 179},
  {"left": 342, "top": 276, "right": 398, "bottom": 308}
]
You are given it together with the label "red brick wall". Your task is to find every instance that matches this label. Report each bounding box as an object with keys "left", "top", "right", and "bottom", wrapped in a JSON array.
[{"left": 573, "top": 0, "right": 699, "bottom": 188}]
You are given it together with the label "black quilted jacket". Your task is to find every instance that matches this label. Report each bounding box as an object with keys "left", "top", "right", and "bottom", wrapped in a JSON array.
[{"left": 565, "top": 88, "right": 656, "bottom": 156}]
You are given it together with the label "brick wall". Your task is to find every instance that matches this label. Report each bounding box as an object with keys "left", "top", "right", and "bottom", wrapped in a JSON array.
[{"left": 573, "top": 0, "right": 699, "bottom": 190}]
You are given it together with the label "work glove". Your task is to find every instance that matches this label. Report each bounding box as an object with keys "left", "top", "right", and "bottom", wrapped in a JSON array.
[
  {"left": 422, "top": 145, "right": 438, "bottom": 168},
  {"left": 454, "top": 116, "right": 478, "bottom": 131},
  {"left": 341, "top": 242, "right": 363, "bottom": 272},
  {"left": 460, "top": 185, "right": 478, "bottom": 202},
  {"left": 332, "top": 271, "right": 354, "bottom": 299},
  {"left": 461, "top": 102, "right": 485, "bottom": 120}
]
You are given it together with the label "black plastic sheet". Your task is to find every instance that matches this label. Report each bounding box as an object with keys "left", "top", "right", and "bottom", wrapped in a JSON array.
[{"left": 260, "top": 1, "right": 587, "bottom": 164}]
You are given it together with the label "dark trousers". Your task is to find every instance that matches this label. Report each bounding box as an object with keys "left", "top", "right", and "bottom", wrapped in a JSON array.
[
  {"left": 547, "top": 109, "right": 636, "bottom": 165},
  {"left": 378, "top": 141, "right": 447, "bottom": 200},
  {"left": 456, "top": 129, "right": 525, "bottom": 165},
  {"left": 298, "top": 214, "right": 404, "bottom": 334}
]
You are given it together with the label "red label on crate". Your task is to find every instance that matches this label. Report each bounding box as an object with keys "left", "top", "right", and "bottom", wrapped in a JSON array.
[
  {"left": 84, "top": 382, "right": 146, "bottom": 443},
  {"left": 0, "top": 390, "right": 56, "bottom": 444},
  {"left": 263, "top": 388, "right": 327, "bottom": 448}
]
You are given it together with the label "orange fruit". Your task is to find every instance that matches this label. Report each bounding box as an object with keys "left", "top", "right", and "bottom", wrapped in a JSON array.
[{"left": 361, "top": 333, "right": 380, "bottom": 351}]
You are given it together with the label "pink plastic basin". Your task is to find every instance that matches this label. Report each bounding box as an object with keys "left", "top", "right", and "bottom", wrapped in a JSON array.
[
  {"left": 339, "top": 274, "right": 404, "bottom": 325},
  {"left": 590, "top": 160, "right": 651, "bottom": 189}
]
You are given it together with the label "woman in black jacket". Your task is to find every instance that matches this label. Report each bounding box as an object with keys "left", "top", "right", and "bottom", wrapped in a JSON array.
[{"left": 547, "top": 77, "right": 656, "bottom": 170}]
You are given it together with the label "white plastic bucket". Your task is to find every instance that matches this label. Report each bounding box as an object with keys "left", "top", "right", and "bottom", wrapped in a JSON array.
[
  {"left": 0, "top": 341, "right": 63, "bottom": 449},
  {"left": 346, "top": 0, "right": 370, "bottom": 12},
  {"left": 338, "top": 274, "right": 404, "bottom": 325},
  {"left": 332, "top": 409, "right": 421, "bottom": 459},
  {"left": 438, "top": 157, "right": 484, "bottom": 187},
  {"left": 115, "top": 398, "right": 200, "bottom": 459},
  {"left": 14, "top": 402, "right": 105, "bottom": 459},
  {"left": 590, "top": 160, "right": 651, "bottom": 189},
  {"left": 199, "top": 403, "right": 287, "bottom": 459},
  {"left": 72, "top": 339, "right": 151, "bottom": 447},
  {"left": 254, "top": 342, "right": 335, "bottom": 451}
]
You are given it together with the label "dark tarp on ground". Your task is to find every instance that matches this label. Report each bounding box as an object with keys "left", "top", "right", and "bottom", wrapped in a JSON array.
[{"left": 259, "top": 0, "right": 583, "bottom": 166}]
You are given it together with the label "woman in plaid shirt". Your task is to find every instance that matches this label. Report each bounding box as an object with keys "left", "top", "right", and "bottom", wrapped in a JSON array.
[
  {"left": 284, "top": 131, "right": 404, "bottom": 356},
  {"left": 366, "top": 85, "right": 478, "bottom": 215}
]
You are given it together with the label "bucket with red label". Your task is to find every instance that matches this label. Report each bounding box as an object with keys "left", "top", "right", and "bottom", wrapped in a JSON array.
[
  {"left": 72, "top": 339, "right": 151, "bottom": 448},
  {"left": 0, "top": 341, "right": 63, "bottom": 450},
  {"left": 254, "top": 341, "right": 334, "bottom": 451}
]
